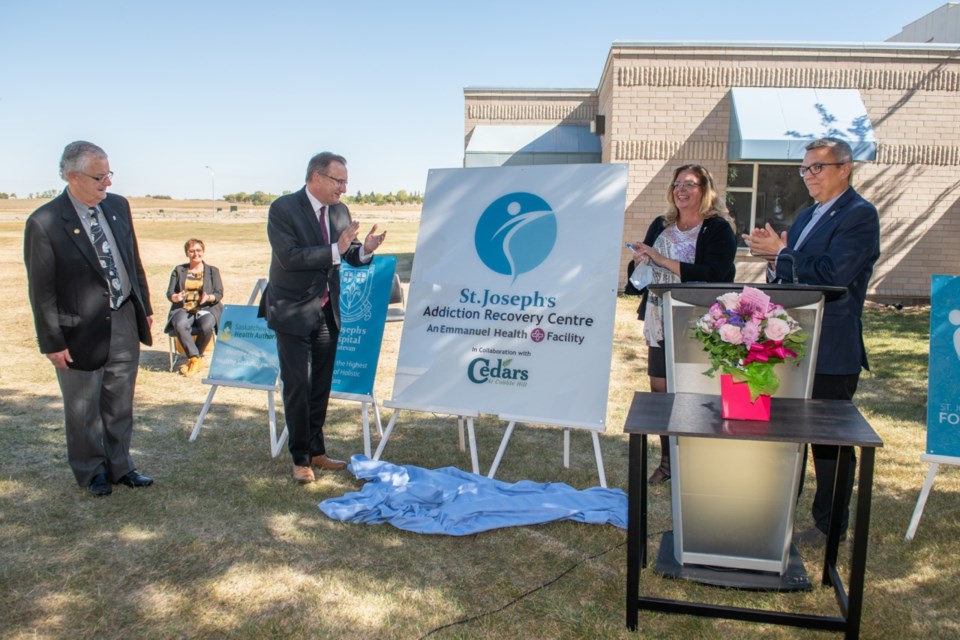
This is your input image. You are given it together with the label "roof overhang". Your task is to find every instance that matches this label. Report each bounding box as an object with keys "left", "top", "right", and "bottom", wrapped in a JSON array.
[{"left": 728, "top": 87, "right": 877, "bottom": 161}]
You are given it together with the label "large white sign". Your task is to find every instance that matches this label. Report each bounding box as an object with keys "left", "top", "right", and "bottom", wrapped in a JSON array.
[{"left": 390, "top": 163, "right": 628, "bottom": 430}]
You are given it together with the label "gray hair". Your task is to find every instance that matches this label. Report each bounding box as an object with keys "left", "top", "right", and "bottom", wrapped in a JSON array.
[
  {"left": 805, "top": 137, "right": 853, "bottom": 165},
  {"left": 305, "top": 151, "right": 347, "bottom": 184},
  {"left": 59, "top": 141, "right": 107, "bottom": 180}
]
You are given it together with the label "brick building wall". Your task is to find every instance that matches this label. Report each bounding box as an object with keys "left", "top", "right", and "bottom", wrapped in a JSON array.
[{"left": 464, "top": 42, "right": 960, "bottom": 301}]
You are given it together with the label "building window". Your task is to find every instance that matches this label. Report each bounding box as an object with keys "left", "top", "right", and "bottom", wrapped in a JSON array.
[{"left": 727, "top": 163, "right": 813, "bottom": 248}]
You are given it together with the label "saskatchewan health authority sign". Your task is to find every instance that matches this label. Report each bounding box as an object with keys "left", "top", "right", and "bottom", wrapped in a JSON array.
[{"left": 389, "top": 163, "right": 628, "bottom": 430}]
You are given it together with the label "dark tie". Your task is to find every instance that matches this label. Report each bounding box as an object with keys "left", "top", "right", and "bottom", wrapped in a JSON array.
[
  {"left": 318, "top": 205, "right": 330, "bottom": 243},
  {"left": 318, "top": 205, "right": 330, "bottom": 307},
  {"left": 88, "top": 208, "right": 123, "bottom": 309}
]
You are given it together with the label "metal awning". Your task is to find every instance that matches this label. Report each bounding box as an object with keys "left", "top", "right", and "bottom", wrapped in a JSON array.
[
  {"left": 464, "top": 125, "right": 601, "bottom": 167},
  {"left": 728, "top": 88, "right": 877, "bottom": 161}
]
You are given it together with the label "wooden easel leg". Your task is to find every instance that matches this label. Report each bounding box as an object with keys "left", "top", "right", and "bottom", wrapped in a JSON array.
[
  {"left": 906, "top": 462, "right": 940, "bottom": 541},
  {"left": 591, "top": 430, "right": 607, "bottom": 488},
  {"left": 189, "top": 385, "right": 219, "bottom": 442},
  {"left": 488, "top": 421, "right": 516, "bottom": 479}
]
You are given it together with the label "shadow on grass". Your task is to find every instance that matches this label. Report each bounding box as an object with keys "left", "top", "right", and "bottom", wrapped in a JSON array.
[{"left": 0, "top": 387, "right": 630, "bottom": 638}]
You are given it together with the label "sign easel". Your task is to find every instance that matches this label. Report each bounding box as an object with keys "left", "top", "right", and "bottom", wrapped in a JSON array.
[
  {"left": 189, "top": 299, "right": 285, "bottom": 456},
  {"left": 190, "top": 260, "right": 396, "bottom": 458},
  {"left": 375, "top": 164, "right": 628, "bottom": 484},
  {"left": 905, "top": 274, "right": 960, "bottom": 541}
]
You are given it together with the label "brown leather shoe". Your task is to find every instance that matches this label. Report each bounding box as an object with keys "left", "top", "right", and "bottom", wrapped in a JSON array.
[
  {"left": 311, "top": 454, "right": 347, "bottom": 471},
  {"left": 292, "top": 465, "right": 316, "bottom": 484}
]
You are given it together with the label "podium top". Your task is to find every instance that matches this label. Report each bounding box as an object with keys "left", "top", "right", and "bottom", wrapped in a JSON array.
[
  {"left": 647, "top": 282, "right": 847, "bottom": 308},
  {"left": 624, "top": 392, "right": 883, "bottom": 448}
]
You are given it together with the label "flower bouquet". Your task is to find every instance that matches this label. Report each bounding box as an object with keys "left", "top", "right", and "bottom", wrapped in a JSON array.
[{"left": 693, "top": 286, "right": 808, "bottom": 417}]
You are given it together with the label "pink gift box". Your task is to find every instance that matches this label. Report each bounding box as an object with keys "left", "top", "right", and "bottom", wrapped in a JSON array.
[{"left": 720, "top": 374, "right": 771, "bottom": 421}]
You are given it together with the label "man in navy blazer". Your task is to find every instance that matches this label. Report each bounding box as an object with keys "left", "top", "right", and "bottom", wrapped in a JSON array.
[
  {"left": 260, "top": 152, "right": 386, "bottom": 484},
  {"left": 744, "top": 137, "right": 880, "bottom": 543},
  {"left": 24, "top": 141, "right": 155, "bottom": 497}
]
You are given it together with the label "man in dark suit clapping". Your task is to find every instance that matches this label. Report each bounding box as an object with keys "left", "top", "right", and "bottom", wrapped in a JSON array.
[
  {"left": 24, "top": 141, "right": 155, "bottom": 497},
  {"left": 260, "top": 152, "right": 386, "bottom": 484},
  {"left": 743, "top": 137, "right": 880, "bottom": 544}
]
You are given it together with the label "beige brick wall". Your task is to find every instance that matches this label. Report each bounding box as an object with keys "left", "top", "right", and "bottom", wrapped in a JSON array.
[{"left": 464, "top": 44, "right": 960, "bottom": 301}]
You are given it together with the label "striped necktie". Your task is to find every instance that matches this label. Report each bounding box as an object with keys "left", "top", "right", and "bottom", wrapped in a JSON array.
[{"left": 88, "top": 208, "right": 123, "bottom": 309}]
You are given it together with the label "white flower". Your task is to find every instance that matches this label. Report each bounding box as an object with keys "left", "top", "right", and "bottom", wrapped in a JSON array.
[
  {"left": 764, "top": 317, "right": 790, "bottom": 341},
  {"left": 718, "top": 324, "right": 744, "bottom": 345},
  {"left": 717, "top": 292, "right": 740, "bottom": 310}
]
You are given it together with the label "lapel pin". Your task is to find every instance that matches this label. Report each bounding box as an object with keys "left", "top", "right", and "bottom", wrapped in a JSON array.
[{"left": 73, "top": 228, "right": 80, "bottom": 234}]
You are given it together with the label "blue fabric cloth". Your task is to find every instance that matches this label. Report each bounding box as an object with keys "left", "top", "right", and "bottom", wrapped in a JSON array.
[{"left": 318, "top": 455, "right": 627, "bottom": 535}]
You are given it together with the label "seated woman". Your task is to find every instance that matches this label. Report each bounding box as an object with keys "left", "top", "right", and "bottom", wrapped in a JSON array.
[{"left": 164, "top": 239, "right": 224, "bottom": 377}]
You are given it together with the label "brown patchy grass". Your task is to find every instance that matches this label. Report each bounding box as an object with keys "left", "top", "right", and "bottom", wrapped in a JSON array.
[{"left": 0, "top": 202, "right": 957, "bottom": 639}]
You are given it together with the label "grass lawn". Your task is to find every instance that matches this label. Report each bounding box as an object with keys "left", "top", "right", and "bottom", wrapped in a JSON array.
[{"left": 1, "top": 208, "right": 957, "bottom": 639}]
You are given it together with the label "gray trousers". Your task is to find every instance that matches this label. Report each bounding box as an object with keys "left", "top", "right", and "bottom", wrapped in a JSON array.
[{"left": 56, "top": 300, "right": 141, "bottom": 487}]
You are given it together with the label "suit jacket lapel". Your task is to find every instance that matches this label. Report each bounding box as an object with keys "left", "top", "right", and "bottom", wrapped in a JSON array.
[
  {"left": 57, "top": 194, "right": 105, "bottom": 277},
  {"left": 298, "top": 189, "right": 326, "bottom": 245},
  {"left": 798, "top": 189, "right": 856, "bottom": 249},
  {"left": 788, "top": 206, "right": 816, "bottom": 249}
]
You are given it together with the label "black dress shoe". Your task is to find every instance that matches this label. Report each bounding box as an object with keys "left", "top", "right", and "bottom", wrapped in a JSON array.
[
  {"left": 116, "top": 469, "right": 154, "bottom": 488},
  {"left": 89, "top": 473, "right": 112, "bottom": 497}
]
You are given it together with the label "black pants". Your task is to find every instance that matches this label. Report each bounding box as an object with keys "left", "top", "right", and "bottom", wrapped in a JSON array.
[
  {"left": 170, "top": 309, "right": 217, "bottom": 358},
  {"left": 275, "top": 304, "right": 339, "bottom": 467},
  {"left": 804, "top": 373, "right": 861, "bottom": 535}
]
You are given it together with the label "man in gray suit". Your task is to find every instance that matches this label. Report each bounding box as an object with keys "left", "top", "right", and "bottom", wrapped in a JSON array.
[
  {"left": 24, "top": 141, "right": 155, "bottom": 497},
  {"left": 260, "top": 152, "right": 386, "bottom": 484}
]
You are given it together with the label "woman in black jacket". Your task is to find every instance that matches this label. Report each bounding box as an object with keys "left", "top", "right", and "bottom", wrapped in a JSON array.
[
  {"left": 629, "top": 164, "right": 737, "bottom": 484},
  {"left": 164, "top": 239, "right": 224, "bottom": 377}
]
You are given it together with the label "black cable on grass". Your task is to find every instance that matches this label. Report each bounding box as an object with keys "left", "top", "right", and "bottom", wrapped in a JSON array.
[{"left": 419, "top": 533, "right": 654, "bottom": 639}]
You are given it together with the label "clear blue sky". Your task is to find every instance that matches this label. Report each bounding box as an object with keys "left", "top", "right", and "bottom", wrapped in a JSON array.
[{"left": 0, "top": 0, "right": 948, "bottom": 199}]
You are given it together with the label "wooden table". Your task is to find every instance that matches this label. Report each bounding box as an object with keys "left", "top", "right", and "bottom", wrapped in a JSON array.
[{"left": 624, "top": 392, "right": 883, "bottom": 639}]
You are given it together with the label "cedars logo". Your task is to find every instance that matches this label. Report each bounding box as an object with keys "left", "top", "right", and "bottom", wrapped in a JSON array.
[{"left": 467, "top": 357, "right": 530, "bottom": 384}]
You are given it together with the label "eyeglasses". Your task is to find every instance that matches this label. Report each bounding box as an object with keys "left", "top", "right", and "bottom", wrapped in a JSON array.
[
  {"left": 81, "top": 171, "right": 114, "bottom": 183},
  {"left": 798, "top": 162, "right": 844, "bottom": 177},
  {"left": 319, "top": 173, "right": 348, "bottom": 188},
  {"left": 672, "top": 181, "right": 701, "bottom": 191}
]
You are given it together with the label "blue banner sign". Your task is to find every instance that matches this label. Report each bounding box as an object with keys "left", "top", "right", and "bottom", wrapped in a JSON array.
[
  {"left": 333, "top": 255, "right": 397, "bottom": 396},
  {"left": 927, "top": 275, "right": 960, "bottom": 456},
  {"left": 207, "top": 304, "right": 281, "bottom": 387}
]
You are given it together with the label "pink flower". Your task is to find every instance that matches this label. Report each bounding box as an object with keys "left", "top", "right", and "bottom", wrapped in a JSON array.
[
  {"left": 767, "top": 304, "right": 786, "bottom": 318},
  {"left": 741, "top": 319, "right": 761, "bottom": 346},
  {"left": 718, "top": 323, "right": 744, "bottom": 345},
  {"left": 764, "top": 317, "right": 790, "bottom": 341}
]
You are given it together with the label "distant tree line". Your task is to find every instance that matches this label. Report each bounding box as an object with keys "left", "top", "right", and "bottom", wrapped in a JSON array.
[
  {"left": 0, "top": 189, "right": 423, "bottom": 204},
  {"left": 344, "top": 190, "right": 422, "bottom": 205},
  {"left": 223, "top": 189, "right": 423, "bottom": 206},
  {"left": 222, "top": 191, "right": 281, "bottom": 206},
  {"left": 15, "top": 189, "right": 60, "bottom": 199}
]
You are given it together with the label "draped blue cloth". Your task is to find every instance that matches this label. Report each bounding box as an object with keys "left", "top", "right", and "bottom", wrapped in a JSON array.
[{"left": 318, "top": 455, "right": 627, "bottom": 535}]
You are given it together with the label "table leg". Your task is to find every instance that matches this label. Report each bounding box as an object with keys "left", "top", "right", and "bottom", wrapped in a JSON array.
[
  {"left": 844, "top": 446, "right": 874, "bottom": 640},
  {"left": 626, "top": 433, "right": 647, "bottom": 630}
]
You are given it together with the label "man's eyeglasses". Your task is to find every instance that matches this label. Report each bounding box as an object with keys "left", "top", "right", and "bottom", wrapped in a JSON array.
[
  {"left": 81, "top": 171, "right": 114, "bottom": 183},
  {"left": 798, "top": 162, "right": 844, "bottom": 177},
  {"left": 319, "top": 173, "right": 348, "bottom": 188},
  {"left": 673, "top": 181, "right": 701, "bottom": 191}
]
